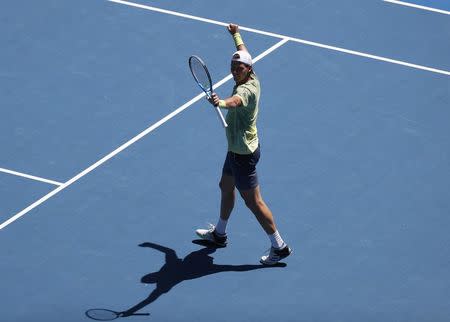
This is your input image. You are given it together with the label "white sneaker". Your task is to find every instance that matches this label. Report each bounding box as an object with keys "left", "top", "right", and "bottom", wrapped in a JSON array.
[
  {"left": 195, "top": 224, "right": 228, "bottom": 247},
  {"left": 260, "top": 245, "right": 292, "bottom": 265}
]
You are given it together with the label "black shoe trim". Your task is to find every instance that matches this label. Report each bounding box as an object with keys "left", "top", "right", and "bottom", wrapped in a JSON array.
[{"left": 212, "top": 230, "right": 228, "bottom": 245}]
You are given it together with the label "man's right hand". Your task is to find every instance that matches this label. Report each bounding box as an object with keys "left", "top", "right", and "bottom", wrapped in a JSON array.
[{"left": 208, "top": 92, "right": 221, "bottom": 106}]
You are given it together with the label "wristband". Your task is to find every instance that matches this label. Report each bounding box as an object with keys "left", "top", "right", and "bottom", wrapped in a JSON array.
[
  {"left": 218, "top": 100, "right": 227, "bottom": 108},
  {"left": 233, "top": 33, "right": 244, "bottom": 47}
]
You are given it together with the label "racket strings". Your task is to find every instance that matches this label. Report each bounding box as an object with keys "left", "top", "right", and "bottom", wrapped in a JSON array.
[{"left": 190, "top": 57, "right": 211, "bottom": 91}]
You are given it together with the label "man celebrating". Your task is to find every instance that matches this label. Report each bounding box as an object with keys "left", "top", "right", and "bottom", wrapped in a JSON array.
[{"left": 196, "top": 24, "right": 292, "bottom": 265}]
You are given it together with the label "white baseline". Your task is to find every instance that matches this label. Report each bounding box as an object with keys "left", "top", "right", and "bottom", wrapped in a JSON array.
[
  {"left": 108, "top": 0, "right": 450, "bottom": 76},
  {"left": 0, "top": 38, "right": 289, "bottom": 230},
  {"left": 384, "top": 0, "right": 450, "bottom": 15}
]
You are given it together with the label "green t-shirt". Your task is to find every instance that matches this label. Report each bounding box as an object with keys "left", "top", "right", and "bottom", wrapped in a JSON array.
[{"left": 225, "top": 73, "right": 260, "bottom": 154}]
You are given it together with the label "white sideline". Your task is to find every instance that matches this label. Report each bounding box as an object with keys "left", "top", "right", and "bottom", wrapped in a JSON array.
[
  {"left": 108, "top": 0, "right": 450, "bottom": 76},
  {"left": 0, "top": 38, "right": 289, "bottom": 230},
  {"left": 0, "top": 167, "right": 63, "bottom": 186}
]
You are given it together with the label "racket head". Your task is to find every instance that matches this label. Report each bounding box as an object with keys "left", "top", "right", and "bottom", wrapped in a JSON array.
[
  {"left": 85, "top": 309, "right": 121, "bottom": 321},
  {"left": 188, "top": 55, "right": 213, "bottom": 97}
]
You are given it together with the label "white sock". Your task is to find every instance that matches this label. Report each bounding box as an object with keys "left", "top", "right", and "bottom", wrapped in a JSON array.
[
  {"left": 215, "top": 218, "right": 228, "bottom": 236},
  {"left": 269, "top": 230, "right": 286, "bottom": 249}
]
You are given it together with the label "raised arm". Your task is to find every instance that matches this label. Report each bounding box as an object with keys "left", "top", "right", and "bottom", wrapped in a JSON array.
[
  {"left": 207, "top": 24, "right": 252, "bottom": 109},
  {"left": 227, "top": 24, "right": 249, "bottom": 53}
]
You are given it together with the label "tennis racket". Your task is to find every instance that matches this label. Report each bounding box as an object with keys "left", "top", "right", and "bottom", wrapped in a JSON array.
[
  {"left": 188, "top": 55, "right": 228, "bottom": 128},
  {"left": 85, "top": 309, "right": 149, "bottom": 321}
]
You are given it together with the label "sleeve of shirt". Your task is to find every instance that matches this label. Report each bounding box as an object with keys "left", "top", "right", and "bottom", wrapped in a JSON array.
[{"left": 233, "top": 83, "right": 254, "bottom": 107}]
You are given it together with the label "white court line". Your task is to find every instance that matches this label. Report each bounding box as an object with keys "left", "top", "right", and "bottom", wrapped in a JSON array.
[
  {"left": 0, "top": 167, "right": 63, "bottom": 186},
  {"left": 286, "top": 37, "right": 449, "bottom": 75},
  {"left": 384, "top": 0, "right": 450, "bottom": 15},
  {"left": 108, "top": 0, "right": 450, "bottom": 76},
  {"left": 0, "top": 38, "right": 289, "bottom": 230}
]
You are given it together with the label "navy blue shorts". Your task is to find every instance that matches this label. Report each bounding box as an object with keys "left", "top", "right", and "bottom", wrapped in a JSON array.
[{"left": 222, "top": 146, "right": 260, "bottom": 191}]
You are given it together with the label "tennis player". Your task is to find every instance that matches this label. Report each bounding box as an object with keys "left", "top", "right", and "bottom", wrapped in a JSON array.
[{"left": 196, "top": 24, "right": 292, "bottom": 265}]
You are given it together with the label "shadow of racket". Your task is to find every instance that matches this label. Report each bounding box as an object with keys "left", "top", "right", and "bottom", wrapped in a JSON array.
[{"left": 85, "top": 308, "right": 150, "bottom": 320}]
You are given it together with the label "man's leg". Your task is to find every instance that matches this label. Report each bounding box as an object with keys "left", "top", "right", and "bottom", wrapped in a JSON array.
[
  {"left": 195, "top": 175, "right": 235, "bottom": 247},
  {"left": 240, "top": 185, "right": 292, "bottom": 265},
  {"left": 219, "top": 174, "right": 236, "bottom": 221},
  {"left": 239, "top": 185, "right": 276, "bottom": 235}
]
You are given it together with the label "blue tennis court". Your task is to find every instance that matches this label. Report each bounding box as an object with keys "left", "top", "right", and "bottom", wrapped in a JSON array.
[{"left": 1, "top": 1, "right": 449, "bottom": 321}]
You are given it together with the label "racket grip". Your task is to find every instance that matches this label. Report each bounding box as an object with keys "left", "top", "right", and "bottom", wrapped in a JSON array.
[{"left": 215, "top": 106, "right": 228, "bottom": 128}]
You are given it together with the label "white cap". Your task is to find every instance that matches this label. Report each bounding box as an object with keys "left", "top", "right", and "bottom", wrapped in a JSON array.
[{"left": 231, "top": 50, "right": 252, "bottom": 66}]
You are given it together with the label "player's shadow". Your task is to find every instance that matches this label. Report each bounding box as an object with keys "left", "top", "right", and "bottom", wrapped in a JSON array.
[{"left": 120, "top": 241, "right": 285, "bottom": 317}]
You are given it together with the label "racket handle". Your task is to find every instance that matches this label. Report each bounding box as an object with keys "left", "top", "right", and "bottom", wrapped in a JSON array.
[{"left": 215, "top": 106, "right": 228, "bottom": 128}]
